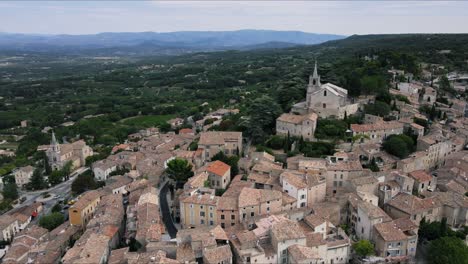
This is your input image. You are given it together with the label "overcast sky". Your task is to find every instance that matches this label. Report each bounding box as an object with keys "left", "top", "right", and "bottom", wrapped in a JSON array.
[{"left": 0, "top": 1, "right": 467, "bottom": 35}]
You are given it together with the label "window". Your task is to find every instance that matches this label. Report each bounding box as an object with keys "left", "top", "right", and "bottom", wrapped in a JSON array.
[
  {"left": 231, "top": 215, "right": 235, "bottom": 220},
  {"left": 200, "top": 212, "right": 205, "bottom": 217},
  {"left": 221, "top": 215, "right": 225, "bottom": 220},
  {"left": 323, "top": 103, "right": 327, "bottom": 108},
  {"left": 200, "top": 219, "right": 204, "bottom": 224},
  {"left": 251, "top": 212, "right": 255, "bottom": 217},
  {"left": 300, "top": 194, "right": 306, "bottom": 199},
  {"left": 324, "top": 90, "right": 327, "bottom": 96}
]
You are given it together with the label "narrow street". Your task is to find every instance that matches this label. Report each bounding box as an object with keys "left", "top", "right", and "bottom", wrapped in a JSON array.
[{"left": 159, "top": 183, "right": 178, "bottom": 238}]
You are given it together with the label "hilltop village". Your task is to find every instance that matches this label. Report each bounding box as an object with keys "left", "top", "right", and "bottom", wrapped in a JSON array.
[{"left": 1, "top": 61, "right": 468, "bottom": 264}]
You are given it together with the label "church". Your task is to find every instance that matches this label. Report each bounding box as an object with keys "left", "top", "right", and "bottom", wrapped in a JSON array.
[
  {"left": 45, "top": 132, "right": 94, "bottom": 170},
  {"left": 276, "top": 62, "right": 359, "bottom": 140},
  {"left": 291, "top": 62, "right": 359, "bottom": 118}
]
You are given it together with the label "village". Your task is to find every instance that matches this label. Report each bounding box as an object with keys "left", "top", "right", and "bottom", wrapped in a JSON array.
[{"left": 0, "top": 61, "right": 467, "bottom": 264}]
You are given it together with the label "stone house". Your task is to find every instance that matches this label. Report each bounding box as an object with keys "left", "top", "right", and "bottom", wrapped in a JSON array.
[
  {"left": 198, "top": 131, "right": 242, "bottom": 162},
  {"left": 373, "top": 218, "right": 418, "bottom": 260},
  {"left": 206, "top": 160, "right": 231, "bottom": 190},
  {"left": 13, "top": 165, "right": 34, "bottom": 188},
  {"left": 280, "top": 171, "right": 326, "bottom": 208},
  {"left": 350, "top": 121, "right": 404, "bottom": 144},
  {"left": 408, "top": 170, "right": 436, "bottom": 193},
  {"left": 276, "top": 113, "right": 318, "bottom": 141},
  {"left": 384, "top": 193, "right": 441, "bottom": 225}
]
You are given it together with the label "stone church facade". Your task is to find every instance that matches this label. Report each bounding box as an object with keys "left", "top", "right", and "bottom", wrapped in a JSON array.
[
  {"left": 276, "top": 62, "right": 359, "bottom": 140},
  {"left": 46, "top": 132, "right": 93, "bottom": 170}
]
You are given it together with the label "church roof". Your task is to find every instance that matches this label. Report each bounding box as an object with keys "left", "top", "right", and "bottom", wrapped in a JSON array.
[
  {"left": 312, "top": 83, "right": 348, "bottom": 98},
  {"left": 277, "top": 113, "right": 317, "bottom": 124}
]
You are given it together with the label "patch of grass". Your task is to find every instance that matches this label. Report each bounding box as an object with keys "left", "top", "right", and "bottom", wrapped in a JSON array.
[{"left": 120, "top": 115, "right": 175, "bottom": 128}]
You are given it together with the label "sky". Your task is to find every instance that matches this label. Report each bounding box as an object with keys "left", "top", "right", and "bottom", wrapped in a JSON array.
[{"left": 0, "top": 1, "right": 467, "bottom": 35}]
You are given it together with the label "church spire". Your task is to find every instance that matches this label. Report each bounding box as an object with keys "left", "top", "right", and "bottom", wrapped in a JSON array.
[
  {"left": 51, "top": 131, "right": 57, "bottom": 145},
  {"left": 313, "top": 60, "right": 318, "bottom": 78},
  {"left": 308, "top": 60, "right": 321, "bottom": 87},
  {"left": 51, "top": 131, "right": 60, "bottom": 152}
]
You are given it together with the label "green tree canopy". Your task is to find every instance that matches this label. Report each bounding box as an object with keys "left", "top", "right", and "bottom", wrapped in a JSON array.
[
  {"left": 165, "top": 158, "right": 194, "bottom": 185},
  {"left": 26, "top": 168, "right": 46, "bottom": 191},
  {"left": 3, "top": 183, "right": 19, "bottom": 200},
  {"left": 364, "top": 101, "right": 391, "bottom": 117},
  {"left": 39, "top": 212, "right": 65, "bottom": 231},
  {"left": 247, "top": 95, "right": 282, "bottom": 144},
  {"left": 428, "top": 236, "right": 468, "bottom": 264},
  {"left": 382, "top": 134, "right": 415, "bottom": 159},
  {"left": 353, "top": 239, "right": 374, "bottom": 257},
  {"left": 71, "top": 171, "right": 98, "bottom": 195}
]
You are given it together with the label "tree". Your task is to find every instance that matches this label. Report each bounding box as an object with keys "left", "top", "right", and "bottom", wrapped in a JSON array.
[
  {"left": 27, "top": 168, "right": 46, "bottom": 190},
  {"left": 368, "top": 157, "right": 380, "bottom": 172},
  {"left": 48, "top": 170, "right": 64, "bottom": 186},
  {"left": 383, "top": 134, "right": 414, "bottom": 159},
  {"left": 165, "top": 158, "right": 194, "bottom": 185},
  {"left": 51, "top": 203, "right": 62, "bottom": 213},
  {"left": 3, "top": 183, "right": 18, "bottom": 200},
  {"left": 439, "top": 76, "right": 454, "bottom": 94},
  {"left": 428, "top": 237, "right": 468, "bottom": 264},
  {"left": 353, "top": 240, "right": 374, "bottom": 257},
  {"left": 39, "top": 212, "right": 65, "bottom": 231},
  {"left": 265, "top": 135, "right": 285, "bottom": 150},
  {"left": 247, "top": 95, "right": 282, "bottom": 144},
  {"left": 62, "top": 161, "right": 73, "bottom": 180},
  {"left": 71, "top": 171, "right": 97, "bottom": 195},
  {"left": 364, "top": 101, "right": 391, "bottom": 117}
]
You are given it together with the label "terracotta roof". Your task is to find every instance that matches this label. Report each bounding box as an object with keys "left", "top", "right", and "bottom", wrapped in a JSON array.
[
  {"left": 306, "top": 232, "right": 326, "bottom": 247},
  {"left": 288, "top": 244, "right": 320, "bottom": 262},
  {"left": 203, "top": 245, "right": 232, "bottom": 264},
  {"left": 238, "top": 188, "right": 282, "bottom": 208},
  {"left": 199, "top": 131, "right": 241, "bottom": 145},
  {"left": 327, "top": 160, "right": 363, "bottom": 171},
  {"left": 408, "top": 170, "right": 433, "bottom": 182},
  {"left": 217, "top": 196, "right": 238, "bottom": 210},
  {"left": 387, "top": 193, "right": 439, "bottom": 215},
  {"left": 374, "top": 220, "right": 411, "bottom": 242},
  {"left": 70, "top": 190, "right": 101, "bottom": 211},
  {"left": 277, "top": 112, "right": 317, "bottom": 124},
  {"left": 282, "top": 171, "right": 307, "bottom": 189},
  {"left": 271, "top": 219, "right": 305, "bottom": 241},
  {"left": 358, "top": 201, "right": 391, "bottom": 221},
  {"left": 207, "top": 160, "right": 230, "bottom": 176},
  {"left": 304, "top": 214, "right": 326, "bottom": 228},
  {"left": 351, "top": 121, "right": 404, "bottom": 133},
  {"left": 176, "top": 243, "right": 196, "bottom": 263},
  {"left": 179, "top": 128, "right": 194, "bottom": 134}
]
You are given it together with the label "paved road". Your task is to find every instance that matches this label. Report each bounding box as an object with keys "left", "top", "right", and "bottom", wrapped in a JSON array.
[
  {"left": 159, "top": 183, "right": 178, "bottom": 238},
  {"left": 16, "top": 167, "right": 89, "bottom": 212}
]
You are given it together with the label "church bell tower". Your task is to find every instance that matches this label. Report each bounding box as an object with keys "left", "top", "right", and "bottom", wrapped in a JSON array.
[{"left": 307, "top": 61, "right": 321, "bottom": 106}]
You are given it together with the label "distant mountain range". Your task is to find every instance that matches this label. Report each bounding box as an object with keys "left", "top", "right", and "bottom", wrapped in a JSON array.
[{"left": 0, "top": 30, "right": 345, "bottom": 55}]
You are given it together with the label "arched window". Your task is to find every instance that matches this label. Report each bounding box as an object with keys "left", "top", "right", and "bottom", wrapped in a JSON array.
[{"left": 324, "top": 90, "right": 327, "bottom": 96}]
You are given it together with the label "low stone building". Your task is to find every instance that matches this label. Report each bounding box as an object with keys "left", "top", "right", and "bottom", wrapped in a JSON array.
[{"left": 276, "top": 113, "right": 318, "bottom": 141}]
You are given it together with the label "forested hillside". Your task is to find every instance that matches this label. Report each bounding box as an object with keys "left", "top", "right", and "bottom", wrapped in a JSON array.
[{"left": 0, "top": 33, "right": 467, "bottom": 150}]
